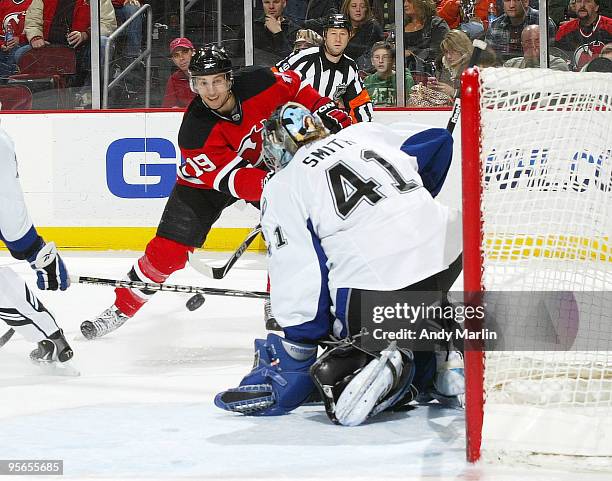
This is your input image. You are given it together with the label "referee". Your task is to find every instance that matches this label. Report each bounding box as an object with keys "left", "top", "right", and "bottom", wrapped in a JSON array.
[{"left": 276, "top": 14, "right": 373, "bottom": 123}]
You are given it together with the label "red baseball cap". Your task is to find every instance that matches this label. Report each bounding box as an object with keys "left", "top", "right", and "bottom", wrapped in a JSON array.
[{"left": 169, "top": 37, "right": 194, "bottom": 53}]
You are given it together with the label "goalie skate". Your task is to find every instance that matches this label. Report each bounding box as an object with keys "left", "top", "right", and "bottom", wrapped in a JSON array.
[
  {"left": 264, "top": 299, "right": 281, "bottom": 331},
  {"left": 81, "top": 306, "right": 129, "bottom": 340}
]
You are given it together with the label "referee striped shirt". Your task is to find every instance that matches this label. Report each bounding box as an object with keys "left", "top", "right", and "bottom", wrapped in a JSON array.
[{"left": 276, "top": 46, "right": 373, "bottom": 123}]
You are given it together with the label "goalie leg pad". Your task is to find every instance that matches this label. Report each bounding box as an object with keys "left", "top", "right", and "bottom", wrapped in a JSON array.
[
  {"left": 215, "top": 334, "right": 317, "bottom": 416},
  {"left": 311, "top": 342, "right": 416, "bottom": 426}
]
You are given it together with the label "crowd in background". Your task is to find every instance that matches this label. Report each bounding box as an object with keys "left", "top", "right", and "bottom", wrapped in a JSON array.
[{"left": 0, "top": 0, "right": 609, "bottom": 110}]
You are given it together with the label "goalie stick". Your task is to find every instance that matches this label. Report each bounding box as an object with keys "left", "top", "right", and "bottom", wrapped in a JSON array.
[
  {"left": 446, "top": 39, "right": 487, "bottom": 134},
  {"left": 188, "top": 224, "right": 262, "bottom": 280},
  {"left": 70, "top": 275, "right": 269, "bottom": 299},
  {"left": 0, "top": 328, "right": 15, "bottom": 349}
]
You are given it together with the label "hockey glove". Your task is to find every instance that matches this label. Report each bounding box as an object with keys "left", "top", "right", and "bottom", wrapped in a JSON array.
[
  {"left": 314, "top": 98, "right": 352, "bottom": 133},
  {"left": 28, "top": 241, "right": 70, "bottom": 291}
]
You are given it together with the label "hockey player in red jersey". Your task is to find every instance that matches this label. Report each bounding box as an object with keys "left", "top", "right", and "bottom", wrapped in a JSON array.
[{"left": 81, "top": 44, "right": 352, "bottom": 340}]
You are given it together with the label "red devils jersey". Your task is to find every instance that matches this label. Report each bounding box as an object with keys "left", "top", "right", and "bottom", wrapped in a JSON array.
[
  {"left": 0, "top": 0, "right": 32, "bottom": 42},
  {"left": 177, "top": 66, "right": 325, "bottom": 201},
  {"left": 556, "top": 16, "right": 612, "bottom": 70}
]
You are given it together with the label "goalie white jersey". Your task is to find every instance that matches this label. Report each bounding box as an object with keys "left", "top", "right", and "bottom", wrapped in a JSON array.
[{"left": 261, "top": 122, "right": 461, "bottom": 332}]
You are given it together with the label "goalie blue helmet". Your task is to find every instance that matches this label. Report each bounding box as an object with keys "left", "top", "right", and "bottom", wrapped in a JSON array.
[{"left": 263, "top": 102, "right": 328, "bottom": 171}]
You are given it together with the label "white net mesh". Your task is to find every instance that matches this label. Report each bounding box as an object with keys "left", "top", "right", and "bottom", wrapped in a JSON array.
[{"left": 476, "top": 68, "right": 612, "bottom": 463}]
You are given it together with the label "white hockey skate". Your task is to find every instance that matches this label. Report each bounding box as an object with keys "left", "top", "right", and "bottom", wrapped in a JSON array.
[
  {"left": 80, "top": 306, "right": 129, "bottom": 340},
  {"left": 419, "top": 350, "right": 465, "bottom": 408},
  {"left": 264, "top": 299, "right": 281, "bottom": 331},
  {"left": 30, "top": 330, "right": 80, "bottom": 376}
]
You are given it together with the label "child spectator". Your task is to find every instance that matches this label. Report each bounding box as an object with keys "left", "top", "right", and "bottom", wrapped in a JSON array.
[
  {"left": 363, "top": 41, "right": 414, "bottom": 106},
  {"left": 162, "top": 37, "right": 196, "bottom": 108}
]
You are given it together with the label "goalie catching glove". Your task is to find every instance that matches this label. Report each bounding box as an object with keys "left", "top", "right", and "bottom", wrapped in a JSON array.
[
  {"left": 214, "top": 333, "right": 317, "bottom": 416},
  {"left": 27, "top": 240, "right": 70, "bottom": 291},
  {"left": 313, "top": 98, "right": 352, "bottom": 133}
]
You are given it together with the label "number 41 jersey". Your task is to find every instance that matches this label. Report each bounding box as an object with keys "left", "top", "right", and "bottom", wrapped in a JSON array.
[{"left": 261, "top": 122, "right": 462, "bottom": 330}]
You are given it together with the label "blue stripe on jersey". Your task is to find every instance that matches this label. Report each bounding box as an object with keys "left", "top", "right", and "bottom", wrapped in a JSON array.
[
  {"left": 283, "top": 219, "right": 332, "bottom": 344},
  {"left": 334, "top": 288, "right": 350, "bottom": 339},
  {"left": 401, "top": 128, "right": 453, "bottom": 198},
  {"left": 0, "top": 225, "right": 39, "bottom": 258}
]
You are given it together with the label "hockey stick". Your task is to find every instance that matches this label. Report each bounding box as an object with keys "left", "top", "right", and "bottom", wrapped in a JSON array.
[
  {"left": 70, "top": 275, "right": 269, "bottom": 299},
  {"left": 446, "top": 39, "right": 487, "bottom": 134},
  {"left": 188, "top": 224, "right": 262, "bottom": 280},
  {"left": 0, "top": 328, "right": 15, "bottom": 348}
]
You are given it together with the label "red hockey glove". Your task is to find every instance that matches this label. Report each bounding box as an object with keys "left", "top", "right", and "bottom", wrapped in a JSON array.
[{"left": 313, "top": 98, "right": 352, "bottom": 133}]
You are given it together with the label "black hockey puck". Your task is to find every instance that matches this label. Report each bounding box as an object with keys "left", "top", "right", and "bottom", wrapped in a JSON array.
[{"left": 186, "top": 294, "right": 206, "bottom": 311}]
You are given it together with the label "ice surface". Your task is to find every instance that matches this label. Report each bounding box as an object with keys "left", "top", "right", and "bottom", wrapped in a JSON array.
[{"left": 0, "top": 252, "right": 609, "bottom": 481}]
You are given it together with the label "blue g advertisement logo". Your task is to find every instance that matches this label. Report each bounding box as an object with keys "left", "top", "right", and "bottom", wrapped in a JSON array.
[{"left": 106, "top": 138, "right": 180, "bottom": 198}]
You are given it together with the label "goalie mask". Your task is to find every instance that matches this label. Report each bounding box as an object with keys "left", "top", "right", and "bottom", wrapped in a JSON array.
[{"left": 263, "top": 102, "right": 328, "bottom": 171}]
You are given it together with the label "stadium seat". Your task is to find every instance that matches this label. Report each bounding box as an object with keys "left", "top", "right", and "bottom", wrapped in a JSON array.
[
  {"left": 0, "top": 85, "right": 33, "bottom": 110},
  {"left": 9, "top": 46, "right": 77, "bottom": 109}
]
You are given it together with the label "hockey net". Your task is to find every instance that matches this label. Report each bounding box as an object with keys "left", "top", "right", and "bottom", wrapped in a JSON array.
[{"left": 461, "top": 67, "right": 612, "bottom": 467}]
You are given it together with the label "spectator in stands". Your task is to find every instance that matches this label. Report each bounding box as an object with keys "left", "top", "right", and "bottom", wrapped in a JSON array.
[
  {"left": 0, "top": 0, "right": 33, "bottom": 78},
  {"left": 556, "top": 0, "right": 612, "bottom": 70},
  {"left": 503, "top": 25, "right": 569, "bottom": 69},
  {"left": 601, "top": 42, "right": 612, "bottom": 59},
  {"left": 306, "top": 0, "right": 341, "bottom": 20},
  {"left": 241, "top": 0, "right": 300, "bottom": 65},
  {"left": 112, "top": 0, "right": 142, "bottom": 60},
  {"left": 162, "top": 37, "right": 196, "bottom": 108},
  {"left": 429, "top": 29, "right": 473, "bottom": 99},
  {"left": 437, "top": 0, "right": 497, "bottom": 32},
  {"left": 403, "top": 0, "right": 450, "bottom": 74},
  {"left": 22, "top": 0, "right": 116, "bottom": 86},
  {"left": 485, "top": 0, "right": 556, "bottom": 61},
  {"left": 293, "top": 28, "right": 324, "bottom": 52},
  {"left": 340, "top": 0, "right": 384, "bottom": 69},
  {"left": 363, "top": 41, "right": 414, "bottom": 106}
]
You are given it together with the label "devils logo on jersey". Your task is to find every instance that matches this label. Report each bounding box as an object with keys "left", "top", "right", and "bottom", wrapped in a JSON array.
[
  {"left": 237, "top": 120, "right": 266, "bottom": 167},
  {"left": 573, "top": 40, "right": 605, "bottom": 69},
  {"left": 0, "top": 0, "right": 31, "bottom": 36}
]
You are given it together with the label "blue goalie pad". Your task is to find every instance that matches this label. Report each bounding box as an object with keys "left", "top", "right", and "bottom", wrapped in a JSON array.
[
  {"left": 215, "top": 333, "right": 317, "bottom": 416},
  {"left": 400, "top": 128, "right": 453, "bottom": 198}
]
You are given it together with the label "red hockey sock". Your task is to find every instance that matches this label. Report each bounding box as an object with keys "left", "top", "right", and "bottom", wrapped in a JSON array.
[{"left": 115, "top": 236, "right": 194, "bottom": 317}]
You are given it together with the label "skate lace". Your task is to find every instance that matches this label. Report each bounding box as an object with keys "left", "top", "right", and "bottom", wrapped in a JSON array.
[
  {"left": 264, "top": 299, "right": 274, "bottom": 319},
  {"left": 89, "top": 308, "right": 127, "bottom": 335}
]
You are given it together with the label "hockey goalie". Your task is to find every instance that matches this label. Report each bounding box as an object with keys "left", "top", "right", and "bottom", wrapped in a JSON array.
[{"left": 215, "top": 103, "right": 464, "bottom": 425}]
